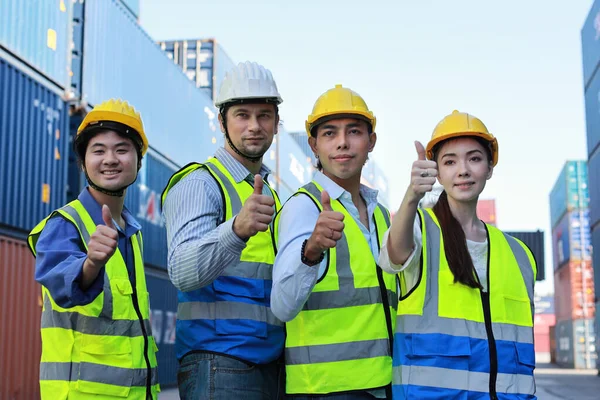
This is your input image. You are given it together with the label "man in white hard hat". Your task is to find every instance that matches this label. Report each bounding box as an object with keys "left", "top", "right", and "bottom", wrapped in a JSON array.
[{"left": 162, "top": 61, "right": 284, "bottom": 400}]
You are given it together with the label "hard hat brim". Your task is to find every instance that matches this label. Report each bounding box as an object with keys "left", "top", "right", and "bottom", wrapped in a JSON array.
[
  {"left": 426, "top": 132, "right": 498, "bottom": 166},
  {"left": 305, "top": 111, "right": 376, "bottom": 136}
]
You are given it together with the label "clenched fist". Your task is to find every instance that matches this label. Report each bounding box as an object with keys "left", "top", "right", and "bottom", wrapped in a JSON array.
[
  {"left": 233, "top": 174, "right": 275, "bottom": 240},
  {"left": 303, "top": 190, "right": 345, "bottom": 262}
]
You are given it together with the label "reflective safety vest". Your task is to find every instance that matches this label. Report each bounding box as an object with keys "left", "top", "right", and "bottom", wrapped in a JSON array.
[
  {"left": 393, "top": 208, "right": 537, "bottom": 400},
  {"left": 28, "top": 199, "right": 159, "bottom": 399},
  {"left": 161, "top": 157, "right": 284, "bottom": 364},
  {"left": 275, "top": 181, "right": 397, "bottom": 395}
]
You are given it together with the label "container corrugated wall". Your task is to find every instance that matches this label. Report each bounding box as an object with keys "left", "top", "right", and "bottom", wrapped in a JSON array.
[
  {"left": 0, "top": 57, "right": 70, "bottom": 235},
  {"left": 0, "top": 235, "right": 42, "bottom": 399},
  {"left": 82, "top": 0, "right": 220, "bottom": 167},
  {"left": 124, "top": 149, "right": 178, "bottom": 270},
  {"left": 146, "top": 268, "right": 178, "bottom": 387},
  {"left": 589, "top": 152, "right": 600, "bottom": 227},
  {"left": 120, "top": 0, "right": 140, "bottom": 18},
  {"left": 555, "top": 319, "right": 597, "bottom": 369},
  {"left": 554, "top": 261, "right": 595, "bottom": 322},
  {"left": 581, "top": 0, "right": 600, "bottom": 89},
  {"left": 549, "top": 161, "right": 589, "bottom": 230},
  {"left": 584, "top": 73, "right": 600, "bottom": 158},
  {"left": 504, "top": 230, "right": 545, "bottom": 281},
  {"left": 551, "top": 210, "right": 592, "bottom": 271},
  {"left": 0, "top": 0, "right": 72, "bottom": 88}
]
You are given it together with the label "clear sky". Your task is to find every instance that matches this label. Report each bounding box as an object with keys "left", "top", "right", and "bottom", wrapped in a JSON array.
[{"left": 139, "top": 0, "right": 595, "bottom": 292}]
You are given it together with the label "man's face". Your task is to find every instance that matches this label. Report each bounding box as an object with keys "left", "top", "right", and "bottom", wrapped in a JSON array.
[{"left": 220, "top": 103, "right": 279, "bottom": 159}]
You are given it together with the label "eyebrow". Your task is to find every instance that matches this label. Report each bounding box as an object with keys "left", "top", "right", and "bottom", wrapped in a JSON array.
[
  {"left": 234, "top": 108, "right": 273, "bottom": 114},
  {"left": 441, "top": 149, "right": 483, "bottom": 159},
  {"left": 90, "top": 141, "right": 132, "bottom": 149}
]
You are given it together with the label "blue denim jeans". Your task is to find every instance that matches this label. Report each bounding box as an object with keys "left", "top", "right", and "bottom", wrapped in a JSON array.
[{"left": 177, "top": 352, "right": 282, "bottom": 400}]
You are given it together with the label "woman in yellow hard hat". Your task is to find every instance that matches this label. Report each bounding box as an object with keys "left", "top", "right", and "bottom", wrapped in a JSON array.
[
  {"left": 28, "top": 99, "right": 159, "bottom": 399},
  {"left": 379, "top": 111, "right": 537, "bottom": 399}
]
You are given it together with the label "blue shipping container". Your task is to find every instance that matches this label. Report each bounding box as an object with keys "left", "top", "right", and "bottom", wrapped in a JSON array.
[
  {"left": 582, "top": 0, "right": 600, "bottom": 89},
  {"left": 584, "top": 71, "right": 600, "bottom": 157},
  {"left": 556, "top": 318, "right": 597, "bottom": 369},
  {"left": 504, "top": 230, "right": 546, "bottom": 281},
  {"left": 125, "top": 149, "right": 179, "bottom": 270},
  {"left": 0, "top": 55, "right": 69, "bottom": 234},
  {"left": 589, "top": 151, "right": 600, "bottom": 227},
  {"left": 552, "top": 209, "right": 592, "bottom": 270},
  {"left": 534, "top": 295, "right": 555, "bottom": 315},
  {"left": 120, "top": 0, "right": 140, "bottom": 18},
  {"left": 146, "top": 268, "right": 178, "bottom": 388},
  {"left": 0, "top": 0, "right": 72, "bottom": 88},
  {"left": 549, "top": 161, "right": 589, "bottom": 229},
  {"left": 592, "top": 227, "right": 600, "bottom": 301},
  {"left": 82, "top": 0, "right": 221, "bottom": 167}
]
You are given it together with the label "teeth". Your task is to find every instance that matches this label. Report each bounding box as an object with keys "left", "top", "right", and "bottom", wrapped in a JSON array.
[{"left": 103, "top": 171, "right": 119, "bottom": 175}]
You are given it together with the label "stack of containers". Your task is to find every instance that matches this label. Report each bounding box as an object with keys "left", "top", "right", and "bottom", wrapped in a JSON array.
[
  {"left": 0, "top": 1, "right": 73, "bottom": 396},
  {"left": 581, "top": 0, "right": 600, "bottom": 371},
  {"left": 549, "top": 160, "right": 596, "bottom": 369},
  {"left": 532, "top": 295, "right": 556, "bottom": 362},
  {"left": 476, "top": 199, "right": 497, "bottom": 226}
]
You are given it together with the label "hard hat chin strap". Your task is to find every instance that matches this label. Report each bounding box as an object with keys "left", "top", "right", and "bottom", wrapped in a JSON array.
[
  {"left": 220, "top": 109, "right": 264, "bottom": 163},
  {"left": 84, "top": 170, "right": 137, "bottom": 197}
]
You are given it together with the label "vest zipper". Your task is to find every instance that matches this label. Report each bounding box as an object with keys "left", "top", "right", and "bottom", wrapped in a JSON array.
[
  {"left": 478, "top": 226, "right": 498, "bottom": 400},
  {"left": 131, "top": 283, "right": 152, "bottom": 399}
]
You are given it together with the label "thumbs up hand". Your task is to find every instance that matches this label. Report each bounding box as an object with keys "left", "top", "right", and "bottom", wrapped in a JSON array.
[
  {"left": 303, "top": 190, "right": 345, "bottom": 264},
  {"left": 85, "top": 205, "right": 119, "bottom": 271},
  {"left": 409, "top": 141, "right": 438, "bottom": 201},
  {"left": 233, "top": 174, "right": 276, "bottom": 240}
]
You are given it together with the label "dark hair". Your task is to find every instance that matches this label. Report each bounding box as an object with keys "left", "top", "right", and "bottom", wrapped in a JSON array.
[
  {"left": 431, "top": 136, "right": 492, "bottom": 289},
  {"left": 311, "top": 117, "right": 374, "bottom": 171}
]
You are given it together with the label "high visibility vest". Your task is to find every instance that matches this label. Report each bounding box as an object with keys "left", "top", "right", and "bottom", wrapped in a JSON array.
[
  {"left": 28, "top": 199, "right": 159, "bottom": 399},
  {"left": 161, "top": 157, "right": 284, "bottom": 364},
  {"left": 393, "top": 208, "right": 537, "bottom": 400},
  {"left": 275, "top": 181, "right": 397, "bottom": 395}
]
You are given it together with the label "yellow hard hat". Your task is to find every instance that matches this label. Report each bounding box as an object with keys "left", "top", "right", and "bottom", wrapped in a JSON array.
[
  {"left": 426, "top": 110, "right": 498, "bottom": 166},
  {"left": 77, "top": 99, "right": 148, "bottom": 156},
  {"left": 305, "top": 84, "right": 376, "bottom": 136}
]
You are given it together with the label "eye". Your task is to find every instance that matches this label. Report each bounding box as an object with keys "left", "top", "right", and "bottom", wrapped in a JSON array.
[
  {"left": 237, "top": 113, "right": 248, "bottom": 118},
  {"left": 117, "top": 149, "right": 128, "bottom": 154},
  {"left": 322, "top": 131, "right": 334, "bottom": 137},
  {"left": 259, "top": 113, "right": 272, "bottom": 119},
  {"left": 349, "top": 129, "right": 361, "bottom": 134},
  {"left": 470, "top": 156, "right": 482, "bottom": 162},
  {"left": 444, "top": 160, "right": 454, "bottom": 165}
]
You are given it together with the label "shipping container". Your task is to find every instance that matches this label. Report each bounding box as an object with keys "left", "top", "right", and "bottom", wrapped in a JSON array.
[
  {"left": 159, "top": 38, "right": 236, "bottom": 101},
  {"left": 549, "top": 161, "right": 589, "bottom": 230},
  {"left": 504, "top": 230, "right": 546, "bottom": 281},
  {"left": 0, "top": 235, "right": 42, "bottom": 400},
  {"left": 596, "top": 301, "right": 600, "bottom": 370},
  {"left": 581, "top": 0, "right": 600, "bottom": 89},
  {"left": 555, "top": 319, "right": 597, "bottom": 369},
  {"left": 81, "top": 0, "right": 221, "bottom": 167},
  {"left": 534, "top": 313, "right": 556, "bottom": 353},
  {"left": 124, "top": 149, "right": 179, "bottom": 270},
  {"left": 146, "top": 267, "right": 178, "bottom": 388},
  {"left": 476, "top": 199, "right": 497, "bottom": 226},
  {"left": 551, "top": 210, "right": 592, "bottom": 271},
  {"left": 0, "top": 55, "right": 70, "bottom": 235},
  {"left": 289, "top": 131, "right": 317, "bottom": 165},
  {"left": 584, "top": 73, "right": 600, "bottom": 158},
  {"left": 589, "top": 152, "right": 600, "bottom": 227},
  {"left": 535, "top": 295, "right": 555, "bottom": 315},
  {"left": 0, "top": 0, "right": 72, "bottom": 89},
  {"left": 554, "top": 261, "right": 596, "bottom": 322},
  {"left": 594, "top": 226, "right": 600, "bottom": 303},
  {"left": 549, "top": 324, "right": 557, "bottom": 363},
  {"left": 120, "top": 0, "right": 140, "bottom": 18}
]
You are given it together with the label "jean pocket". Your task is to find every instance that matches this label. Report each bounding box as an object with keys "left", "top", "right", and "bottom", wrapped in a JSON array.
[{"left": 214, "top": 355, "right": 257, "bottom": 374}]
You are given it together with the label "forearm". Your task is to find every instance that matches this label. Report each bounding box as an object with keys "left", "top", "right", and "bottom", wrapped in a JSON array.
[{"left": 387, "top": 188, "right": 421, "bottom": 265}]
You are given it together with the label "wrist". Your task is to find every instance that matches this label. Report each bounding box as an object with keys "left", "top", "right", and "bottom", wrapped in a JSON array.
[
  {"left": 301, "top": 239, "right": 325, "bottom": 267},
  {"left": 232, "top": 216, "right": 249, "bottom": 242}
]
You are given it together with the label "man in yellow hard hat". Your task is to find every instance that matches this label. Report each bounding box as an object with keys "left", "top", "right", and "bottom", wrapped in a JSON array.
[
  {"left": 28, "top": 99, "right": 160, "bottom": 399},
  {"left": 272, "top": 84, "right": 397, "bottom": 399}
]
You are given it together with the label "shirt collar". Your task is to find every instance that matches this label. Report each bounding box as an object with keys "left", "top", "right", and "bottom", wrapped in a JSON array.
[
  {"left": 214, "top": 147, "right": 271, "bottom": 183},
  {"left": 312, "top": 170, "right": 380, "bottom": 207},
  {"left": 78, "top": 188, "right": 141, "bottom": 238}
]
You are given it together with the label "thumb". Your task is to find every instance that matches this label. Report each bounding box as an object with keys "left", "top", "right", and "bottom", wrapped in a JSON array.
[
  {"left": 102, "top": 205, "right": 116, "bottom": 229},
  {"left": 321, "top": 190, "right": 332, "bottom": 212},
  {"left": 253, "top": 174, "right": 264, "bottom": 195},
  {"left": 415, "top": 141, "right": 426, "bottom": 161}
]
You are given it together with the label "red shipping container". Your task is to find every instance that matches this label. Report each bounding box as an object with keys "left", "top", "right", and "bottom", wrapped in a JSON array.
[
  {"left": 554, "top": 261, "right": 596, "bottom": 322},
  {"left": 477, "top": 199, "right": 497, "bottom": 226},
  {"left": 0, "top": 235, "right": 42, "bottom": 399},
  {"left": 534, "top": 314, "right": 556, "bottom": 353}
]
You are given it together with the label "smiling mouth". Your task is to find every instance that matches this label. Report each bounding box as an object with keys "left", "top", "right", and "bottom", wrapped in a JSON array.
[
  {"left": 332, "top": 155, "right": 354, "bottom": 161},
  {"left": 101, "top": 170, "right": 121, "bottom": 175},
  {"left": 455, "top": 182, "right": 475, "bottom": 187}
]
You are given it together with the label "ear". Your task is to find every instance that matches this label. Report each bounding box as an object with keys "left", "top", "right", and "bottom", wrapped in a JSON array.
[
  {"left": 218, "top": 113, "right": 226, "bottom": 134},
  {"left": 486, "top": 164, "right": 494, "bottom": 180},
  {"left": 368, "top": 131, "right": 377, "bottom": 153},
  {"left": 308, "top": 135, "right": 318, "bottom": 155},
  {"left": 274, "top": 115, "right": 280, "bottom": 135}
]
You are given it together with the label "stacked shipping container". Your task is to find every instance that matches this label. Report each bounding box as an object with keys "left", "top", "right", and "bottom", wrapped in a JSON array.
[
  {"left": 549, "top": 160, "right": 596, "bottom": 368},
  {"left": 476, "top": 199, "right": 497, "bottom": 226},
  {"left": 581, "top": 0, "right": 600, "bottom": 369}
]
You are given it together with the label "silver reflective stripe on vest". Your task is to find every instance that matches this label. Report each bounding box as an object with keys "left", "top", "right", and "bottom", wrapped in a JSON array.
[
  {"left": 177, "top": 301, "right": 284, "bottom": 326},
  {"left": 205, "top": 161, "right": 243, "bottom": 215},
  {"left": 60, "top": 205, "right": 91, "bottom": 245},
  {"left": 286, "top": 338, "right": 390, "bottom": 365},
  {"left": 392, "top": 365, "right": 534, "bottom": 395},
  {"left": 40, "top": 362, "right": 158, "bottom": 387},
  {"left": 504, "top": 234, "right": 535, "bottom": 319},
  {"left": 377, "top": 203, "right": 390, "bottom": 227},
  {"left": 41, "top": 295, "right": 151, "bottom": 337},
  {"left": 220, "top": 261, "right": 273, "bottom": 280}
]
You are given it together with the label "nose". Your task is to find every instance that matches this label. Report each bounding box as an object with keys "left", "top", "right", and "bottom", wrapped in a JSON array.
[
  {"left": 248, "top": 114, "right": 261, "bottom": 133},
  {"left": 458, "top": 160, "right": 470, "bottom": 177},
  {"left": 336, "top": 132, "right": 349, "bottom": 150},
  {"left": 102, "top": 150, "right": 119, "bottom": 165}
]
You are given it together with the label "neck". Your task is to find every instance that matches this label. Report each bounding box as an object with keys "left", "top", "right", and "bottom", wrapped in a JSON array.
[
  {"left": 224, "top": 145, "right": 263, "bottom": 175},
  {"left": 88, "top": 187, "right": 125, "bottom": 222},
  {"left": 446, "top": 195, "right": 481, "bottom": 232},
  {"left": 322, "top": 170, "right": 362, "bottom": 203}
]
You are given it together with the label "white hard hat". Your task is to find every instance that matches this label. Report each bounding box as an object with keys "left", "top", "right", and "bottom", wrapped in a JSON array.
[{"left": 215, "top": 61, "right": 283, "bottom": 108}]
